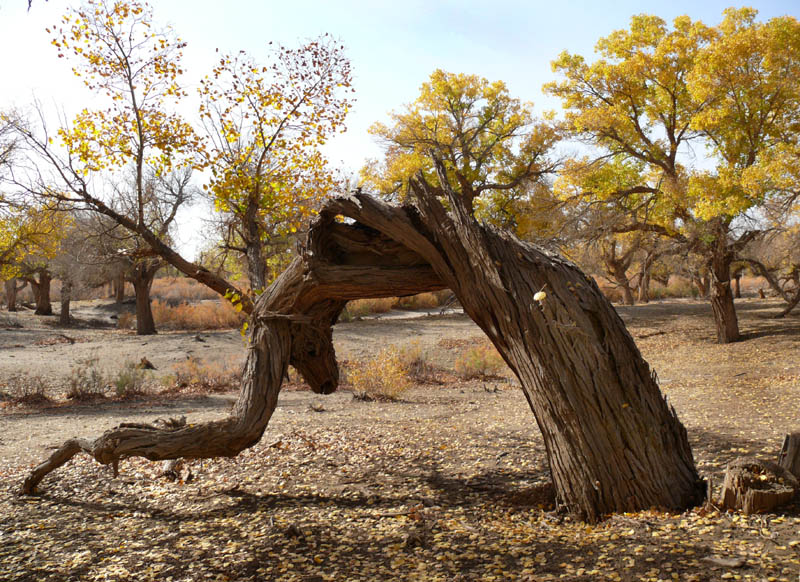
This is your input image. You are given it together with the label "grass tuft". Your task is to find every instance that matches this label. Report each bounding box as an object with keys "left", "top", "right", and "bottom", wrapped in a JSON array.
[{"left": 454, "top": 344, "right": 506, "bottom": 379}]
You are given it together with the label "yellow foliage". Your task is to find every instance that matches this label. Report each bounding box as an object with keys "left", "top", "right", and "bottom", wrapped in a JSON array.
[
  {"left": 199, "top": 37, "right": 354, "bottom": 281},
  {"left": 348, "top": 346, "right": 411, "bottom": 401},
  {"left": 547, "top": 9, "right": 800, "bottom": 249},
  {"left": 0, "top": 204, "right": 69, "bottom": 279},
  {"left": 362, "top": 69, "right": 559, "bottom": 235},
  {"left": 49, "top": 0, "right": 202, "bottom": 179}
]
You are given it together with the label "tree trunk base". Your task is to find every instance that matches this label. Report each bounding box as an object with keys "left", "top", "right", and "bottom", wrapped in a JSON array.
[{"left": 718, "top": 459, "right": 797, "bottom": 514}]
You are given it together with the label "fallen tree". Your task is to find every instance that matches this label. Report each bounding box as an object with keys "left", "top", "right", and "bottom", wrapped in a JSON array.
[{"left": 22, "top": 176, "right": 702, "bottom": 522}]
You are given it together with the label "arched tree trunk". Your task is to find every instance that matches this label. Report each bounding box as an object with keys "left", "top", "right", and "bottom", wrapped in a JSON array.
[
  {"left": 778, "top": 289, "right": 800, "bottom": 318},
  {"left": 130, "top": 261, "right": 160, "bottom": 336},
  {"left": 709, "top": 251, "right": 739, "bottom": 344},
  {"left": 59, "top": 278, "right": 72, "bottom": 326},
  {"left": 21, "top": 187, "right": 701, "bottom": 522}
]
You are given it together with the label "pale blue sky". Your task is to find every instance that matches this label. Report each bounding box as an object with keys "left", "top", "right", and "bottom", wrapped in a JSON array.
[{"left": 0, "top": 0, "right": 796, "bottom": 255}]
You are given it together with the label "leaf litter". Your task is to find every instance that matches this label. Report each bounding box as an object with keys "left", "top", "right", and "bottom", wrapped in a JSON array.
[{"left": 1, "top": 298, "right": 800, "bottom": 581}]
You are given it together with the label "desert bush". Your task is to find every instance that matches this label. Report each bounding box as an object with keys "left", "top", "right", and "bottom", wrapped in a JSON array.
[
  {"left": 396, "top": 292, "right": 442, "bottom": 310},
  {"left": 65, "top": 356, "right": 106, "bottom": 400},
  {"left": 397, "top": 340, "right": 437, "bottom": 383},
  {"left": 161, "top": 356, "right": 241, "bottom": 393},
  {"left": 112, "top": 362, "right": 150, "bottom": 397},
  {"left": 342, "top": 297, "right": 397, "bottom": 320},
  {"left": 454, "top": 344, "right": 506, "bottom": 379},
  {"left": 117, "top": 311, "right": 135, "bottom": 330},
  {"left": 649, "top": 279, "right": 700, "bottom": 300},
  {"left": 4, "top": 373, "right": 52, "bottom": 405},
  {"left": 348, "top": 346, "right": 411, "bottom": 401},
  {"left": 152, "top": 299, "right": 245, "bottom": 330}
]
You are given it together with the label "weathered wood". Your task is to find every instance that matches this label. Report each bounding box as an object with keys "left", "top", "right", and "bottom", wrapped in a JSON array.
[
  {"left": 718, "top": 459, "right": 798, "bottom": 514},
  {"left": 778, "top": 433, "right": 800, "bottom": 479},
  {"left": 326, "top": 178, "right": 702, "bottom": 521}
]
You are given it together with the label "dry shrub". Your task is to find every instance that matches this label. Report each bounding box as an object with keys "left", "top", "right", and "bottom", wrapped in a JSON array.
[
  {"left": 65, "top": 357, "right": 107, "bottom": 401},
  {"left": 454, "top": 344, "right": 506, "bottom": 379},
  {"left": 111, "top": 362, "right": 151, "bottom": 398},
  {"left": 397, "top": 340, "right": 438, "bottom": 383},
  {"left": 162, "top": 356, "right": 241, "bottom": 393},
  {"left": 4, "top": 374, "right": 52, "bottom": 406},
  {"left": 396, "top": 292, "right": 442, "bottom": 310},
  {"left": 348, "top": 346, "right": 411, "bottom": 401},
  {"left": 343, "top": 297, "right": 397, "bottom": 319},
  {"left": 151, "top": 277, "right": 220, "bottom": 302},
  {"left": 117, "top": 312, "right": 135, "bottom": 330},
  {"left": 152, "top": 299, "right": 245, "bottom": 330},
  {"left": 649, "top": 279, "right": 699, "bottom": 300}
]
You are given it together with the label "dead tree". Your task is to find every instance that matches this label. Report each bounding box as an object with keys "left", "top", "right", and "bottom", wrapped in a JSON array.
[{"left": 21, "top": 183, "right": 702, "bottom": 522}]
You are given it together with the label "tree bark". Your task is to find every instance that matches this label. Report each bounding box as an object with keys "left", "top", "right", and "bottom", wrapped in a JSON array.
[
  {"left": 602, "top": 242, "right": 635, "bottom": 306},
  {"left": 59, "top": 278, "right": 72, "bottom": 326},
  {"left": 4, "top": 278, "right": 26, "bottom": 311},
  {"left": 244, "top": 197, "right": 268, "bottom": 292},
  {"left": 130, "top": 261, "right": 160, "bottom": 336},
  {"left": 28, "top": 271, "right": 53, "bottom": 315},
  {"left": 114, "top": 272, "right": 126, "bottom": 303},
  {"left": 709, "top": 251, "right": 740, "bottom": 344},
  {"left": 778, "top": 433, "right": 800, "bottom": 479},
  {"left": 637, "top": 257, "right": 652, "bottom": 304},
  {"left": 21, "top": 188, "right": 702, "bottom": 522}
]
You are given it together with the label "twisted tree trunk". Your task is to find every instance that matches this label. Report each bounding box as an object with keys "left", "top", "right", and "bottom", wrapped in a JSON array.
[{"left": 21, "top": 186, "right": 701, "bottom": 522}]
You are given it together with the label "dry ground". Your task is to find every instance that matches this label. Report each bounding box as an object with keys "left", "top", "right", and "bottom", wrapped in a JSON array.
[{"left": 0, "top": 297, "right": 799, "bottom": 581}]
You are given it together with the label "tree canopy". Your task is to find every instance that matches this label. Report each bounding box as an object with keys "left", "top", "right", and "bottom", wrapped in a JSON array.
[
  {"left": 546, "top": 8, "right": 800, "bottom": 343},
  {"left": 362, "top": 70, "right": 560, "bottom": 232}
]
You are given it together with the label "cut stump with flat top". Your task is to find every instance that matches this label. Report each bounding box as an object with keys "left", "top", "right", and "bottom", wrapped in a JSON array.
[{"left": 718, "top": 459, "right": 798, "bottom": 514}]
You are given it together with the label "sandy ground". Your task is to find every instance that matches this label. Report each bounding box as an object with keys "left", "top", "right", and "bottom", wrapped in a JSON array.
[
  {"left": 2, "top": 297, "right": 800, "bottom": 581},
  {"left": 0, "top": 300, "right": 485, "bottom": 466},
  {"left": 0, "top": 300, "right": 473, "bottom": 384},
  {"left": 1, "top": 295, "right": 798, "bottom": 473}
]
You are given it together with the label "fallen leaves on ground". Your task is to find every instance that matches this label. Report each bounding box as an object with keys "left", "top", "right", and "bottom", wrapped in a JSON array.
[{"left": 1, "top": 298, "right": 799, "bottom": 581}]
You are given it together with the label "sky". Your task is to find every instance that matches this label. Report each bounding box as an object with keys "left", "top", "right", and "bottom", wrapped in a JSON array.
[{"left": 0, "top": 0, "right": 797, "bottom": 257}]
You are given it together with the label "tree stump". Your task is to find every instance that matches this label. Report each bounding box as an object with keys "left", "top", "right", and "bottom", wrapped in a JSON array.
[
  {"left": 718, "top": 459, "right": 798, "bottom": 514},
  {"left": 778, "top": 433, "right": 800, "bottom": 479}
]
